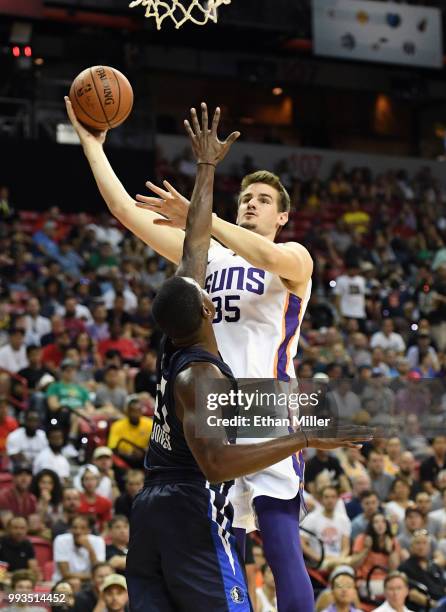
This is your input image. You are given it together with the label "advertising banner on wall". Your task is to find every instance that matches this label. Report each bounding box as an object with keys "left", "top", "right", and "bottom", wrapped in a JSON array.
[{"left": 313, "top": 0, "right": 443, "bottom": 69}]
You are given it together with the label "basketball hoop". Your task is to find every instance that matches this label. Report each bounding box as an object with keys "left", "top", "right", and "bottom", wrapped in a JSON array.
[{"left": 129, "top": 0, "right": 231, "bottom": 29}]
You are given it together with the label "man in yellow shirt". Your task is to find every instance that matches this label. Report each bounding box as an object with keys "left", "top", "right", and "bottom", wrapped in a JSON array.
[
  {"left": 342, "top": 198, "right": 370, "bottom": 234},
  {"left": 108, "top": 396, "right": 152, "bottom": 468}
]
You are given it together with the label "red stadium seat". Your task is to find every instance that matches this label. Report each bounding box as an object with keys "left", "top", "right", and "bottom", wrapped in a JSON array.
[
  {"left": 29, "top": 537, "right": 53, "bottom": 572},
  {"left": 43, "top": 560, "right": 55, "bottom": 582}
]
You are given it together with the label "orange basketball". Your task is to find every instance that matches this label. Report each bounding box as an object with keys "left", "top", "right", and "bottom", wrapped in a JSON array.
[{"left": 69, "top": 65, "right": 133, "bottom": 130}]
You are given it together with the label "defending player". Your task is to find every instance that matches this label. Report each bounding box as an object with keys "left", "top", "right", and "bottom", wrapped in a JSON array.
[{"left": 65, "top": 99, "right": 362, "bottom": 611}]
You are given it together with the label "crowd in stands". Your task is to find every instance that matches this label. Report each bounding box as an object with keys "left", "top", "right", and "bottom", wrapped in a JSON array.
[{"left": 0, "top": 152, "right": 446, "bottom": 611}]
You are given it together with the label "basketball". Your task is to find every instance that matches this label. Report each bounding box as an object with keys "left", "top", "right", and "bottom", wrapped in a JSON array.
[{"left": 69, "top": 65, "right": 133, "bottom": 130}]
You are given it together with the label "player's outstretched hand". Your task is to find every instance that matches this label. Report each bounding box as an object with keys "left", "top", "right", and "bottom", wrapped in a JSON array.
[
  {"left": 64, "top": 96, "right": 108, "bottom": 147},
  {"left": 184, "top": 102, "right": 240, "bottom": 166},
  {"left": 135, "top": 180, "right": 189, "bottom": 229},
  {"left": 304, "top": 424, "right": 374, "bottom": 450}
]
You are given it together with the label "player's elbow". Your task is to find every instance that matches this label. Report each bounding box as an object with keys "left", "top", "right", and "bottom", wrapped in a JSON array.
[{"left": 200, "top": 453, "right": 228, "bottom": 484}]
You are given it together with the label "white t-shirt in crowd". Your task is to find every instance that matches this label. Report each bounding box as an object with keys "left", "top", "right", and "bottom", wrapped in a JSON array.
[
  {"left": 24, "top": 315, "right": 52, "bottom": 346},
  {"left": 53, "top": 533, "right": 105, "bottom": 581},
  {"left": 33, "top": 447, "right": 71, "bottom": 480},
  {"left": 374, "top": 602, "right": 410, "bottom": 612},
  {"left": 370, "top": 331, "right": 406, "bottom": 353},
  {"left": 302, "top": 510, "right": 351, "bottom": 556},
  {"left": 429, "top": 508, "right": 446, "bottom": 533},
  {"left": 334, "top": 274, "right": 366, "bottom": 318},
  {"left": 0, "top": 344, "right": 29, "bottom": 373},
  {"left": 6, "top": 427, "right": 48, "bottom": 462}
]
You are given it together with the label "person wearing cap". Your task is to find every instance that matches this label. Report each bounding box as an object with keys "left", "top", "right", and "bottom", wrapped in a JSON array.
[
  {"left": 6, "top": 409, "right": 48, "bottom": 465},
  {"left": 71, "top": 562, "right": 113, "bottom": 612},
  {"left": 373, "top": 571, "right": 411, "bottom": 612},
  {"left": 100, "top": 573, "right": 128, "bottom": 612},
  {"left": 0, "top": 327, "right": 28, "bottom": 373},
  {"left": 108, "top": 396, "right": 152, "bottom": 469},
  {"left": 316, "top": 567, "right": 361, "bottom": 612},
  {"left": 46, "top": 359, "right": 93, "bottom": 412},
  {"left": 92, "top": 446, "right": 117, "bottom": 501}
]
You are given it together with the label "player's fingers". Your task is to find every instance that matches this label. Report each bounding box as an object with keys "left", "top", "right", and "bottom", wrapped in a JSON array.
[
  {"left": 145, "top": 181, "right": 170, "bottom": 199},
  {"left": 184, "top": 119, "right": 196, "bottom": 141},
  {"left": 225, "top": 131, "right": 241, "bottom": 146},
  {"left": 201, "top": 102, "right": 209, "bottom": 134},
  {"left": 190, "top": 108, "right": 201, "bottom": 135},
  {"left": 211, "top": 107, "right": 221, "bottom": 137},
  {"left": 135, "top": 195, "right": 164, "bottom": 208},
  {"left": 163, "top": 181, "right": 183, "bottom": 199},
  {"left": 64, "top": 96, "right": 78, "bottom": 125}
]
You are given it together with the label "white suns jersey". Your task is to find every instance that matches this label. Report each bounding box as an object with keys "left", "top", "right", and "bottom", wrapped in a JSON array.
[{"left": 206, "top": 242, "right": 312, "bottom": 380}]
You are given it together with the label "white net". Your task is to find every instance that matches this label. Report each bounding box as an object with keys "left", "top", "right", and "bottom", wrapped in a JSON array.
[{"left": 129, "top": 0, "right": 232, "bottom": 29}]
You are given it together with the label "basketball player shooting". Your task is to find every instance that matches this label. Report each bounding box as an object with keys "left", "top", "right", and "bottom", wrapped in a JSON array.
[{"left": 65, "top": 98, "right": 373, "bottom": 611}]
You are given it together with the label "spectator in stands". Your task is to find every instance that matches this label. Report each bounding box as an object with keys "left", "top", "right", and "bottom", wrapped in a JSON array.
[
  {"left": 429, "top": 264, "right": 446, "bottom": 353},
  {"left": 407, "top": 332, "right": 439, "bottom": 371},
  {"left": 77, "top": 465, "right": 112, "bottom": 532},
  {"left": 344, "top": 474, "right": 372, "bottom": 520},
  {"left": 301, "top": 486, "right": 351, "bottom": 571},
  {"left": 351, "top": 511, "right": 401, "bottom": 598},
  {"left": 97, "top": 321, "right": 141, "bottom": 363},
  {"left": 7, "top": 409, "right": 48, "bottom": 464},
  {"left": 55, "top": 241, "right": 84, "bottom": 279},
  {"left": 46, "top": 358, "right": 94, "bottom": 415},
  {"left": 105, "top": 515, "right": 128, "bottom": 575},
  {"left": 0, "top": 516, "right": 40, "bottom": 579},
  {"left": 52, "top": 488, "right": 81, "bottom": 538},
  {"left": 95, "top": 365, "right": 127, "bottom": 413},
  {"left": 320, "top": 570, "right": 362, "bottom": 612},
  {"left": 334, "top": 263, "right": 367, "bottom": 328},
  {"left": 0, "top": 395, "right": 18, "bottom": 458},
  {"left": 91, "top": 446, "right": 116, "bottom": 501},
  {"left": 419, "top": 436, "right": 446, "bottom": 494},
  {"left": 86, "top": 303, "right": 109, "bottom": 342},
  {"left": 0, "top": 463, "right": 37, "bottom": 517},
  {"left": 428, "top": 487, "right": 446, "bottom": 536},
  {"left": 414, "top": 492, "right": 443, "bottom": 539},
  {"left": 373, "top": 571, "right": 411, "bottom": 612},
  {"left": 108, "top": 396, "right": 152, "bottom": 469},
  {"left": 431, "top": 471, "right": 446, "bottom": 510},
  {"left": 18, "top": 345, "right": 51, "bottom": 393},
  {"left": 352, "top": 489, "right": 382, "bottom": 540},
  {"left": 32, "top": 221, "right": 59, "bottom": 259},
  {"left": 6, "top": 569, "right": 47, "bottom": 612},
  {"left": 383, "top": 438, "right": 403, "bottom": 477},
  {"left": 134, "top": 350, "right": 157, "bottom": 398},
  {"left": 113, "top": 470, "right": 144, "bottom": 519},
  {"left": 41, "top": 327, "right": 71, "bottom": 371},
  {"left": 367, "top": 450, "right": 394, "bottom": 501},
  {"left": 87, "top": 214, "right": 123, "bottom": 252},
  {"left": 385, "top": 478, "right": 414, "bottom": 525},
  {"left": 33, "top": 427, "right": 70, "bottom": 481},
  {"left": 397, "top": 508, "right": 437, "bottom": 563},
  {"left": 29, "top": 468, "right": 62, "bottom": 526},
  {"left": 371, "top": 319, "right": 406, "bottom": 354},
  {"left": 72, "top": 562, "right": 113, "bottom": 612},
  {"left": 342, "top": 198, "right": 370, "bottom": 234},
  {"left": 53, "top": 515, "right": 105, "bottom": 582},
  {"left": 23, "top": 298, "right": 51, "bottom": 347},
  {"left": 100, "top": 574, "right": 128, "bottom": 612},
  {"left": 304, "top": 450, "right": 350, "bottom": 495},
  {"left": 399, "top": 531, "right": 446, "bottom": 611},
  {"left": 396, "top": 451, "right": 422, "bottom": 499},
  {"left": 255, "top": 564, "right": 276, "bottom": 612},
  {"left": 400, "top": 414, "right": 430, "bottom": 459},
  {"left": 0, "top": 328, "right": 28, "bottom": 373},
  {"left": 51, "top": 580, "right": 75, "bottom": 612}
]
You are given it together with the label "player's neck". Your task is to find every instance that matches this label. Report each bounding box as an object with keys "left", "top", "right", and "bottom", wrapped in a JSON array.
[{"left": 173, "top": 334, "right": 220, "bottom": 358}]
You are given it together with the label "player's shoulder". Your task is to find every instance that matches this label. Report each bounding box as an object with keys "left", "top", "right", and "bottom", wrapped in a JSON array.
[
  {"left": 280, "top": 241, "right": 313, "bottom": 264},
  {"left": 176, "top": 361, "right": 227, "bottom": 387}
]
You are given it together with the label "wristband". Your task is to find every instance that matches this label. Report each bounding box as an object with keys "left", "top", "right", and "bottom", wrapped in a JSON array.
[{"left": 197, "top": 162, "right": 216, "bottom": 167}]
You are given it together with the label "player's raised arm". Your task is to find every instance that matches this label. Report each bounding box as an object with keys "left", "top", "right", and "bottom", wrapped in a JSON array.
[
  {"left": 176, "top": 103, "right": 239, "bottom": 284},
  {"left": 176, "top": 364, "right": 374, "bottom": 484},
  {"left": 64, "top": 96, "right": 185, "bottom": 264}
]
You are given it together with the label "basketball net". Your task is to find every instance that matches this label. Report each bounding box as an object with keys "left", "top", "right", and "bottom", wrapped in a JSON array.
[{"left": 129, "top": 0, "right": 231, "bottom": 29}]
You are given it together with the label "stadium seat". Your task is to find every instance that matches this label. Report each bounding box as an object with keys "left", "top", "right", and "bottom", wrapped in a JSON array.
[
  {"left": 29, "top": 537, "right": 53, "bottom": 572},
  {"left": 43, "top": 560, "right": 55, "bottom": 583}
]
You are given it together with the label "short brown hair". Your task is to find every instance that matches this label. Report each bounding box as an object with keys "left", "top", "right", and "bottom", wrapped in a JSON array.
[
  {"left": 384, "top": 571, "right": 409, "bottom": 588},
  {"left": 11, "top": 569, "right": 36, "bottom": 589},
  {"left": 238, "top": 171, "right": 291, "bottom": 213}
]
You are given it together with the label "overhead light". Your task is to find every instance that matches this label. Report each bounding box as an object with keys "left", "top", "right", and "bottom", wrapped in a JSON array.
[{"left": 272, "top": 87, "right": 283, "bottom": 96}]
